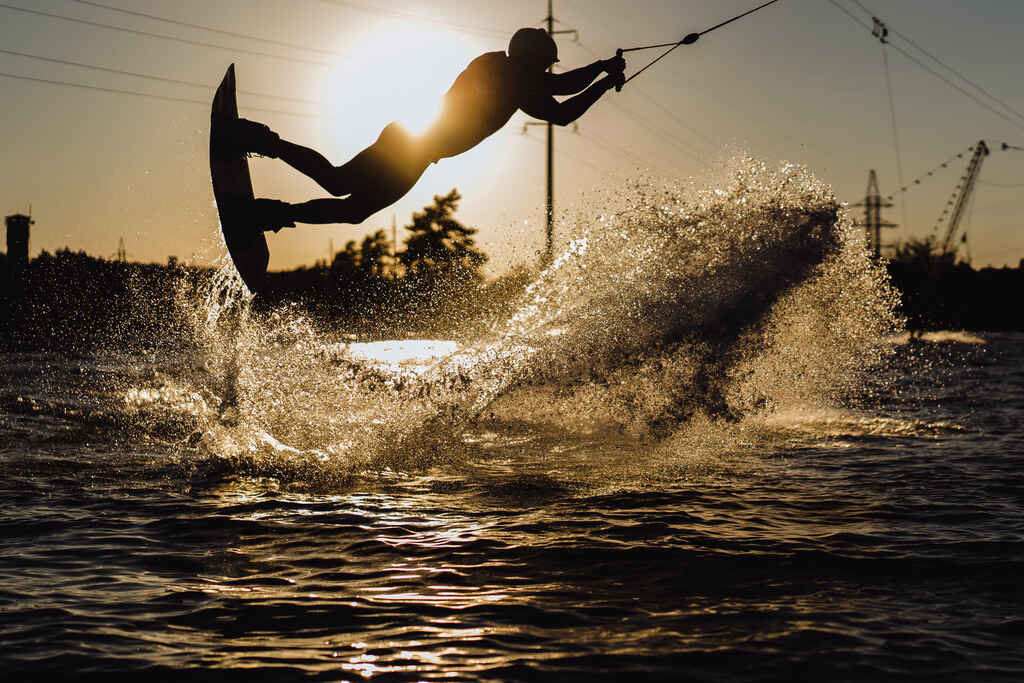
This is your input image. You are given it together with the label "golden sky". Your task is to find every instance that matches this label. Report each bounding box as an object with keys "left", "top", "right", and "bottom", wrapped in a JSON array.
[{"left": 2, "top": 0, "right": 1022, "bottom": 271}]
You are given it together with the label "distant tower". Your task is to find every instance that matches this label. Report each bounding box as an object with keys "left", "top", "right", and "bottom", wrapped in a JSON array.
[
  {"left": 117, "top": 237, "right": 127, "bottom": 262},
  {"left": 853, "top": 170, "right": 898, "bottom": 257},
  {"left": 5, "top": 213, "right": 34, "bottom": 298}
]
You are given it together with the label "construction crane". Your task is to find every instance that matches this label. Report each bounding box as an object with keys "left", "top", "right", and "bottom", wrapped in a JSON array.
[{"left": 937, "top": 140, "right": 989, "bottom": 258}]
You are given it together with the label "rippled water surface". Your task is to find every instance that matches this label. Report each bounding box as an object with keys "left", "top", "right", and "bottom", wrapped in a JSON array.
[{"left": 3, "top": 160, "right": 1022, "bottom": 680}]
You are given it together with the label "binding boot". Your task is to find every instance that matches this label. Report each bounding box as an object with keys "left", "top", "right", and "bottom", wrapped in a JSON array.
[
  {"left": 241, "top": 198, "right": 296, "bottom": 233},
  {"left": 222, "top": 118, "right": 282, "bottom": 158}
]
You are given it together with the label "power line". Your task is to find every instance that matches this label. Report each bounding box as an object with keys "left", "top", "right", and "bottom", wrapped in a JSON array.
[
  {"left": 0, "top": 3, "right": 331, "bottom": 67},
  {"left": 315, "top": 0, "right": 508, "bottom": 39},
  {"left": 0, "top": 70, "right": 317, "bottom": 118},
  {"left": 573, "top": 37, "right": 717, "bottom": 153},
  {"left": 575, "top": 130, "right": 671, "bottom": 175},
  {"left": 629, "top": 84, "right": 718, "bottom": 149},
  {"left": 600, "top": 97, "right": 707, "bottom": 165},
  {"left": 557, "top": 46, "right": 711, "bottom": 164},
  {"left": 825, "top": 0, "right": 871, "bottom": 31},
  {"left": 528, "top": 116, "right": 678, "bottom": 178},
  {"left": 885, "top": 41, "right": 1024, "bottom": 133},
  {"left": 882, "top": 145, "right": 976, "bottom": 201},
  {"left": 0, "top": 47, "right": 320, "bottom": 105},
  {"left": 979, "top": 181, "right": 1024, "bottom": 189},
  {"left": 545, "top": 103, "right": 691, "bottom": 172},
  {"left": 850, "top": 0, "right": 1024, "bottom": 126},
  {"left": 65, "top": 0, "right": 346, "bottom": 59},
  {"left": 521, "top": 131, "right": 604, "bottom": 175},
  {"left": 555, "top": 10, "right": 716, "bottom": 160},
  {"left": 881, "top": 43, "right": 908, "bottom": 229},
  {"left": 825, "top": 0, "right": 1024, "bottom": 132}
]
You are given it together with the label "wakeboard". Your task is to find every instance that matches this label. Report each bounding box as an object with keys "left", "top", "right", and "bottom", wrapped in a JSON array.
[{"left": 210, "top": 64, "right": 269, "bottom": 295}]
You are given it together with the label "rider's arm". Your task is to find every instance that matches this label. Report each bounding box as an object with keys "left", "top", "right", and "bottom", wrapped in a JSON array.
[
  {"left": 544, "top": 61, "right": 603, "bottom": 95},
  {"left": 543, "top": 57, "right": 625, "bottom": 95},
  {"left": 521, "top": 74, "right": 618, "bottom": 126}
]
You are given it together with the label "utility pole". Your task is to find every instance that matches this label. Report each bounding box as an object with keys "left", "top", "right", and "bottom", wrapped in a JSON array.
[
  {"left": 5, "top": 212, "right": 33, "bottom": 302},
  {"left": 391, "top": 213, "right": 398, "bottom": 278},
  {"left": 536, "top": 0, "right": 577, "bottom": 266},
  {"left": 544, "top": 1, "right": 555, "bottom": 266},
  {"left": 853, "top": 170, "right": 898, "bottom": 257}
]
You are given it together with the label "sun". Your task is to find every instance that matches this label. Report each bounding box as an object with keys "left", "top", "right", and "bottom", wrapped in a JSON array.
[{"left": 321, "top": 21, "right": 484, "bottom": 153}]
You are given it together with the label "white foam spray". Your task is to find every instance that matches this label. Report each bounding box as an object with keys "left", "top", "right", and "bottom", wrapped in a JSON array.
[{"left": 132, "top": 155, "right": 901, "bottom": 487}]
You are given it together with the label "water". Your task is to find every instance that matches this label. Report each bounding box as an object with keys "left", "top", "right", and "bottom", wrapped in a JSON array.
[{"left": 3, "top": 158, "right": 1022, "bottom": 680}]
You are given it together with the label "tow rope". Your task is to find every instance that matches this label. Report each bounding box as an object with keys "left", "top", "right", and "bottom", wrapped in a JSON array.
[{"left": 615, "top": 0, "right": 784, "bottom": 90}]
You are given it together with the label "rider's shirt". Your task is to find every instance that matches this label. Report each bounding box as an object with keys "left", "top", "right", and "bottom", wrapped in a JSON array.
[{"left": 425, "top": 52, "right": 545, "bottom": 161}]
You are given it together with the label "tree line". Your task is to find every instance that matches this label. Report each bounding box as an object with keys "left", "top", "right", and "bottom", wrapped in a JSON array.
[
  {"left": 887, "top": 236, "right": 1024, "bottom": 332},
  {"left": 260, "top": 189, "right": 526, "bottom": 336},
  {"left": 0, "top": 189, "right": 531, "bottom": 350},
  {"left": 3, "top": 193, "right": 1024, "bottom": 350}
]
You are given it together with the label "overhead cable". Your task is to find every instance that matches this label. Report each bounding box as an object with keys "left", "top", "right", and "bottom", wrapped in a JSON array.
[
  {"left": 0, "top": 3, "right": 331, "bottom": 67},
  {"left": 883, "top": 145, "right": 977, "bottom": 201},
  {"left": 979, "top": 181, "right": 1024, "bottom": 189},
  {"left": 885, "top": 40, "right": 1024, "bottom": 132},
  {"left": 881, "top": 44, "right": 908, "bottom": 228},
  {"left": 315, "top": 0, "right": 508, "bottom": 39},
  {"left": 566, "top": 36, "right": 713, "bottom": 159},
  {"left": 826, "top": 0, "right": 871, "bottom": 31},
  {"left": 575, "top": 37, "right": 716, "bottom": 151},
  {"left": 521, "top": 130, "right": 604, "bottom": 174},
  {"left": 616, "top": 0, "right": 784, "bottom": 88},
  {"left": 825, "top": 0, "right": 1024, "bottom": 131},
  {"left": 850, "top": 0, "right": 1024, "bottom": 126},
  {"left": 529, "top": 4, "right": 719, "bottom": 155},
  {"left": 65, "top": 0, "right": 347, "bottom": 59},
  {"left": 576, "top": 130, "right": 674, "bottom": 175},
  {"left": 0, "top": 70, "right": 317, "bottom": 118},
  {"left": 0, "top": 47, "right": 320, "bottom": 105}
]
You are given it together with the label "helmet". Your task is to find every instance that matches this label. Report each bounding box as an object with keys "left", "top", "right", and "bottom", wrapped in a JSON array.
[{"left": 508, "top": 28, "right": 559, "bottom": 63}]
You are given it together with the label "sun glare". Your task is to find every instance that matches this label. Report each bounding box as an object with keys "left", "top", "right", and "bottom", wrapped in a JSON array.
[{"left": 322, "top": 21, "right": 482, "bottom": 152}]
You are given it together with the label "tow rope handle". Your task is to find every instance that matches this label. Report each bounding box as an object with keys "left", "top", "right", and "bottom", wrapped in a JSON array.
[{"left": 615, "top": 33, "right": 698, "bottom": 92}]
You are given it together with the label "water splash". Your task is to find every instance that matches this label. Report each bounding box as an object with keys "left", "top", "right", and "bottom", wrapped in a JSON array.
[
  {"left": 432, "top": 156, "right": 899, "bottom": 434},
  {"left": 135, "top": 155, "right": 900, "bottom": 486}
]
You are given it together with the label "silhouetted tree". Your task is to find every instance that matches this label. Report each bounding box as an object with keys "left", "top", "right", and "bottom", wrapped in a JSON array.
[
  {"left": 359, "top": 230, "right": 392, "bottom": 280},
  {"left": 892, "top": 236, "right": 955, "bottom": 271},
  {"left": 330, "top": 240, "right": 361, "bottom": 285},
  {"left": 399, "top": 189, "right": 487, "bottom": 287}
]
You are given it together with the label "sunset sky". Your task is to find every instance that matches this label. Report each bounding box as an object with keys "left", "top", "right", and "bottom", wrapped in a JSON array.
[{"left": 1, "top": 0, "right": 1022, "bottom": 272}]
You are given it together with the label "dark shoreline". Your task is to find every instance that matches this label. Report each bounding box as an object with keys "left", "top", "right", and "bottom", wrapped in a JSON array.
[{"left": 2, "top": 249, "right": 1023, "bottom": 351}]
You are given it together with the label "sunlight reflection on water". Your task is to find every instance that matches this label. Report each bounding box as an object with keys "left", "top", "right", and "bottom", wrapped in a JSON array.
[{"left": 343, "top": 340, "right": 460, "bottom": 372}]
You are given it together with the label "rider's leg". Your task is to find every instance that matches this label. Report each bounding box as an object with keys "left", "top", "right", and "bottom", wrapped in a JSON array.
[
  {"left": 271, "top": 153, "right": 429, "bottom": 226},
  {"left": 273, "top": 122, "right": 419, "bottom": 199},
  {"left": 229, "top": 118, "right": 371, "bottom": 197},
  {"left": 275, "top": 140, "right": 361, "bottom": 197},
  {"left": 247, "top": 122, "right": 433, "bottom": 227},
  {"left": 289, "top": 194, "right": 389, "bottom": 225},
  {"left": 241, "top": 194, "right": 378, "bottom": 231}
]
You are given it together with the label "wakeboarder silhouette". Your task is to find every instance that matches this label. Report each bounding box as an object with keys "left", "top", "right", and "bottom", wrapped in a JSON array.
[{"left": 222, "top": 28, "right": 626, "bottom": 231}]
